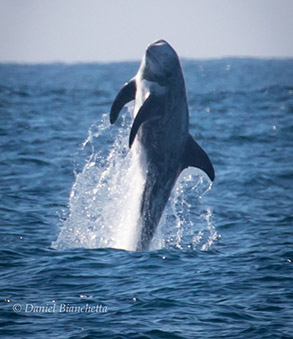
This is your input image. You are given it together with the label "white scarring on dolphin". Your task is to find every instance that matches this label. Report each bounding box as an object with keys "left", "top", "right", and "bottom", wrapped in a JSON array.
[{"left": 110, "top": 39, "right": 215, "bottom": 250}]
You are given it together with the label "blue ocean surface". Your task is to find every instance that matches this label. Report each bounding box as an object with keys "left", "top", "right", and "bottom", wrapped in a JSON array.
[{"left": 0, "top": 59, "right": 292, "bottom": 338}]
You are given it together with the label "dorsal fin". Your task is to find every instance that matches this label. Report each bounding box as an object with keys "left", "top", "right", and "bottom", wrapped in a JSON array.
[
  {"left": 129, "top": 94, "right": 163, "bottom": 148},
  {"left": 182, "top": 134, "right": 215, "bottom": 181},
  {"left": 110, "top": 79, "right": 136, "bottom": 124}
]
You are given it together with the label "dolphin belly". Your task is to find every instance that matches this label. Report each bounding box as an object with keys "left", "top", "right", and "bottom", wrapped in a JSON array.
[
  {"left": 136, "top": 163, "right": 178, "bottom": 250},
  {"left": 134, "top": 115, "right": 183, "bottom": 250}
]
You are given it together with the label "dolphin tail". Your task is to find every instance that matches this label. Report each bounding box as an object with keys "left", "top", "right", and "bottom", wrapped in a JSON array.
[
  {"left": 110, "top": 79, "right": 136, "bottom": 124},
  {"left": 182, "top": 134, "right": 215, "bottom": 181}
]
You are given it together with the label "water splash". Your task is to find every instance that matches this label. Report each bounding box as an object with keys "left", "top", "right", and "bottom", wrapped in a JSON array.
[
  {"left": 52, "top": 109, "right": 219, "bottom": 251},
  {"left": 152, "top": 169, "right": 219, "bottom": 251}
]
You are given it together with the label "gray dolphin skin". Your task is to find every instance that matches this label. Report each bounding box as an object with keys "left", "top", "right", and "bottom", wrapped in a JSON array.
[{"left": 110, "top": 39, "right": 215, "bottom": 250}]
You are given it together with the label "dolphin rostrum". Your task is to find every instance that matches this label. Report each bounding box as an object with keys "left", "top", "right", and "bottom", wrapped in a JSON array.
[{"left": 110, "top": 39, "right": 215, "bottom": 250}]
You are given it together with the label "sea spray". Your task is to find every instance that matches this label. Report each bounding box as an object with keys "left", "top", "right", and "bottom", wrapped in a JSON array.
[
  {"left": 152, "top": 168, "right": 218, "bottom": 250},
  {"left": 53, "top": 109, "right": 219, "bottom": 251},
  {"left": 52, "top": 111, "right": 144, "bottom": 250}
]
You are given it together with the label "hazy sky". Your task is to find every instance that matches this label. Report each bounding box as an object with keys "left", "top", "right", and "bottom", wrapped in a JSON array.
[{"left": 1, "top": 0, "right": 293, "bottom": 62}]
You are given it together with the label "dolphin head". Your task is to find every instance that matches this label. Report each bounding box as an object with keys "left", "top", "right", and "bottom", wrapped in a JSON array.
[{"left": 140, "top": 40, "right": 183, "bottom": 85}]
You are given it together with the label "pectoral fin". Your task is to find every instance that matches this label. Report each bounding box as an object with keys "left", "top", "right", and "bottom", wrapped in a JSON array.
[
  {"left": 182, "top": 134, "right": 215, "bottom": 181},
  {"left": 129, "top": 94, "right": 162, "bottom": 148},
  {"left": 110, "top": 79, "right": 136, "bottom": 124}
]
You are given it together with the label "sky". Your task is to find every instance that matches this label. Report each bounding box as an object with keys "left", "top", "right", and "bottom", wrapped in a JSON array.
[{"left": 0, "top": 0, "right": 293, "bottom": 63}]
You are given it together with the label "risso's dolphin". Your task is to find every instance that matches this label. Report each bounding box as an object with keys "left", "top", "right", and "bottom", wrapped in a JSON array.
[{"left": 110, "top": 39, "right": 215, "bottom": 250}]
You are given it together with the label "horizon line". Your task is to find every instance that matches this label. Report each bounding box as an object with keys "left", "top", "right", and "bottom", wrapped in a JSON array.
[{"left": 1, "top": 55, "right": 293, "bottom": 65}]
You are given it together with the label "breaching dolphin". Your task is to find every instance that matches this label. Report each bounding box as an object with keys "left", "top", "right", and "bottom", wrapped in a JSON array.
[{"left": 110, "top": 39, "right": 215, "bottom": 250}]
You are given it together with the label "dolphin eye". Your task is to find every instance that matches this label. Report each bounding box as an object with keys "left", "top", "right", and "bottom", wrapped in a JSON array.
[{"left": 166, "top": 71, "right": 172, "bottom": 78}]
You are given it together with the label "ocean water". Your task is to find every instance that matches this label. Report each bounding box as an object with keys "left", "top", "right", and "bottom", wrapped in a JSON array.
[{"left": 0, "top": 59, "right": 292, "bottom": 338}]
